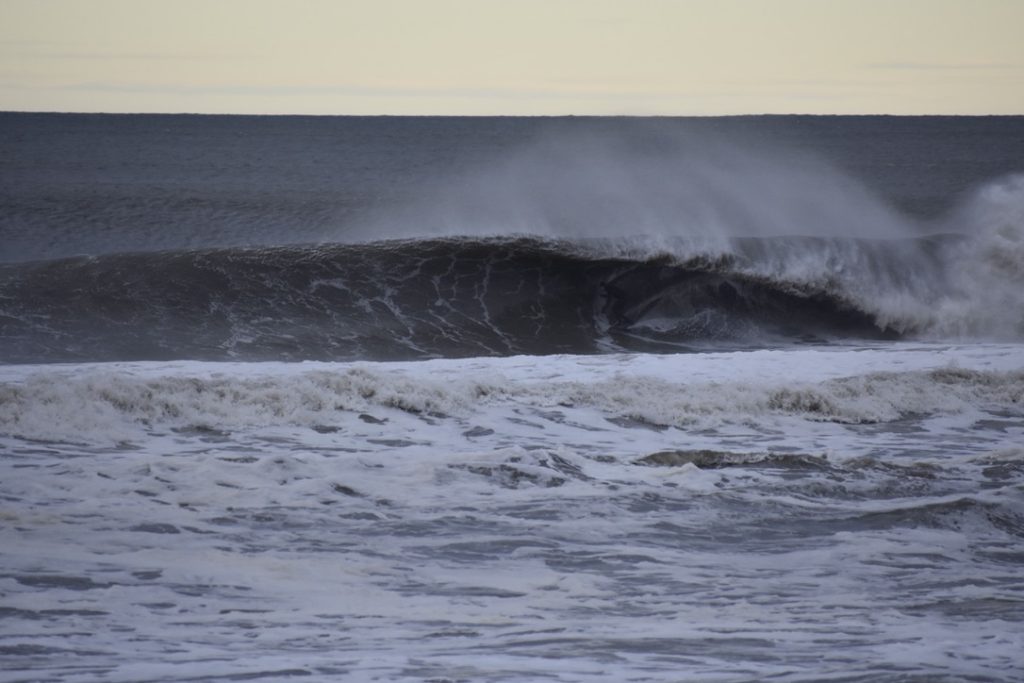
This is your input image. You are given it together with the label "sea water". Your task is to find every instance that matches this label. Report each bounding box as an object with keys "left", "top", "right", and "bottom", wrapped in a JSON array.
[{"left": 1, "top": 114, "right": 1023, "bottom": 681}]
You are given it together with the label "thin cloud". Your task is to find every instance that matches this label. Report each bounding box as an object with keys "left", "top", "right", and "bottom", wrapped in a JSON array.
[
  {"left": 865, "top": 61, "right": 1022, "bottom": 71},
  {"left": 0, "top": 40, "right": 251, "bottom": 62},
  {"left": 1, "top": 50, "right": 250, "bottom": 62},
  {"left": 27, "top": 80, "right": 687, "bottom": 102}
]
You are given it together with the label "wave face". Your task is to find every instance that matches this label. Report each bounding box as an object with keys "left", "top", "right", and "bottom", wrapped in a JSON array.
[{"left": 0, "top": 235, "right": 921, "bottom": 363}]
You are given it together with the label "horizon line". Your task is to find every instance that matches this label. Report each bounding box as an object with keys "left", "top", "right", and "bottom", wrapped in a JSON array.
[{"left": 3, "top": 109, "right": 1023, "bottom": 118}]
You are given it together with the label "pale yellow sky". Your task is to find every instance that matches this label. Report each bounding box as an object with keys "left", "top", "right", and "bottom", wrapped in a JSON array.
[{"left": 1, "top": 0, "right": 1022, "bottom": 115}]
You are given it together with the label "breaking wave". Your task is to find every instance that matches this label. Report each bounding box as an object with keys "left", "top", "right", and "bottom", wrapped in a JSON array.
[
  {"left": 1, "top": 224, "right": 1021, "bottom": 364},
  {"left": 1, "top": 360, "right": 1021, "bottom": 445}
]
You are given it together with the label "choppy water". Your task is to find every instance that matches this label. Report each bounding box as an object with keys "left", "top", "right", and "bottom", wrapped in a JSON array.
[{"left": 3, "top": 348, "right": 1023, "bottom": 681}]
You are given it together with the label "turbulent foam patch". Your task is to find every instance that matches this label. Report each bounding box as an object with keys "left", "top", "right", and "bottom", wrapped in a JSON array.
[
  {"left": 928, "top": 174, "right": 1024, "bottom": 339},
  {"left": 2, "top": 347, "right": 1023, "bottom": 683},
  {"left": 1, "top": 351, "right": 1021, "bottom": 445},
  {"left": 0, "top": 366, "right": 470, "bottom": 444}
]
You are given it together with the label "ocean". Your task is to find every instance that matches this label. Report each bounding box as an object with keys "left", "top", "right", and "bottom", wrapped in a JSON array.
[{"left": 1, "top": 113, "right": 1023, "bottom": 682}]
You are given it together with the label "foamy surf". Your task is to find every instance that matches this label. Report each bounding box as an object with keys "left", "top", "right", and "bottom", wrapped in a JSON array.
[
  {"left": 2, "top": 344, "right": 1023, "bottom": 446},
  {"left": 2, "top": 344, "right": 1023, "bottom": 681}
]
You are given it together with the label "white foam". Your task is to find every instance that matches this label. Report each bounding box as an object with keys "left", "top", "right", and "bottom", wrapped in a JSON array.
[
  {"left": 929, "top": 173, "right": 1024, "bottom": 338},
  {"left": 2, "top": 343, "right": 1021, "bottom": 447},
  {"left": 2, "top": 344, "right": 1023, "bottom": 681}
]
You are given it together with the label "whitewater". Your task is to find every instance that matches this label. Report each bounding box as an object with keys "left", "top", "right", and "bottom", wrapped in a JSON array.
[{"left": 1, "top": 114, "right": 1023, "bottom": 681}]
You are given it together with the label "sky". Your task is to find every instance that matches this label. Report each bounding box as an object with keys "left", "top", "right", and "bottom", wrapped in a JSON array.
[{"left": 1, "top": 0, "right": 1022, "bottom": 116}]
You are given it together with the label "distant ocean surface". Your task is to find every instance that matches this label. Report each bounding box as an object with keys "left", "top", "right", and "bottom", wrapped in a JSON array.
[{"left": 1, "top": 113, "right": 1023, "bottom": 681}]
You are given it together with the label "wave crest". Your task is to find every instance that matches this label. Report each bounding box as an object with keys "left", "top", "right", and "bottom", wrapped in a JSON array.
[{"left": 1, "top": 222, "right": 1022, "bottom": 363}]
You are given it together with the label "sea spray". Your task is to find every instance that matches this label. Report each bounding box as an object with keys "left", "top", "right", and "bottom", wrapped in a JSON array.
[
  {"left": 352, "top": 122, "right": 916, "bottom": 244},
  {"left": 928, "top": 173, "right": 1024, "bottom": 338}
]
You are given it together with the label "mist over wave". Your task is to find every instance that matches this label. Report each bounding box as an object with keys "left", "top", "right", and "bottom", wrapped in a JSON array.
[{"left": 350, "top": 122, "right": 918, "bottom": 244}]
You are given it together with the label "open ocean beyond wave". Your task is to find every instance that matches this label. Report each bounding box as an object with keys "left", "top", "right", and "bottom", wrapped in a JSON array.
[{"left": 1, "top": 114, "right": 1023, "bottom": 682}]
